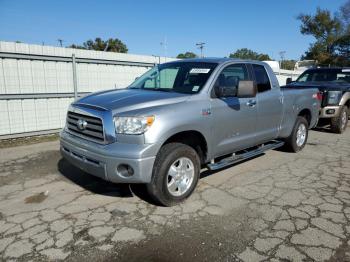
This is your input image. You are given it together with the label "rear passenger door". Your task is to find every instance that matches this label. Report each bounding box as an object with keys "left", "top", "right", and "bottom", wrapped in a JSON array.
[{"left": 251, "top": 64, "right": 283, "bottom": 144}]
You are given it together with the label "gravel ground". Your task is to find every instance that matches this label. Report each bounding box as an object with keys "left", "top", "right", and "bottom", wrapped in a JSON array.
[{"left": 0, "top": 125, "right": 349, "bottom": 261}]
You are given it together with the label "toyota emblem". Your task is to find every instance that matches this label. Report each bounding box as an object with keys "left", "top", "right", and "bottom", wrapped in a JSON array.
[{"left": 77, "top": 119, "right": 88, "bottom": 130}]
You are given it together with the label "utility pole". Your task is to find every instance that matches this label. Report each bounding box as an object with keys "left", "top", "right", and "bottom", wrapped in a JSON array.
[
  {"left": 160, "top": 37, "right": 167, "bottom": 62},
  {"left": 279, "top": 51, "right": 286, "bottom": 71},
  {"left": 57, "top": 39, "right": 64, "bottom": 47},
  {"left": 196, "top": 42, "right": 205, "bottom": 58}
]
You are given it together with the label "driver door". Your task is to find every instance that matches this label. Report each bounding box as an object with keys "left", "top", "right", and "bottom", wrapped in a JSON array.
[{"left": 210, "top": 63, "right": 257, "bottom": 157}]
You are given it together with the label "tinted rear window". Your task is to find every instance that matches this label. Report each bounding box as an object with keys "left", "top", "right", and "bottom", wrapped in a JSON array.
[{"left": 296, "top": 69, "right": 350, "bottom": 83}]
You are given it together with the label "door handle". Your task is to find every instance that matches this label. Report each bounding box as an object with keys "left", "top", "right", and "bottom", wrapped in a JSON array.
[{"left": 246, "top": 100, "right": 256, "bottom": 107}]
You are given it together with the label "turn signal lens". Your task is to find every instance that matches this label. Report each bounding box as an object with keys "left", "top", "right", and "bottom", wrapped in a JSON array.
[{"left": 146, "top": 116, "right": 155, "bottom": 126}]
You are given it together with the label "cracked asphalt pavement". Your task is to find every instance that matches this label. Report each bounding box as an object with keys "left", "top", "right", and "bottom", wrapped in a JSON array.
[{"left": 0, "top": 126, "right": 350, "bottom": 262}]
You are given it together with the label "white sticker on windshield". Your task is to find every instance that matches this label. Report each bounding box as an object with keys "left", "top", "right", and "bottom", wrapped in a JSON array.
[
  {"left": 192, "top": 86, "right": 200, "bottom": 92},
  {"left": 342, "top": 69, "right": 350, "bottom": 72},
  {"left": 190, "top": 68, "right": 211, "bottom": 74}
]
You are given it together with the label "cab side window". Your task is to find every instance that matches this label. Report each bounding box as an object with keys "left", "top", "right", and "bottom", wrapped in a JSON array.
[
  {"left": 252, "top": 64, "right": 271, "bottom": 93},
  {"left": 215, "top": 64, "right": 249, "bottom": 96}
]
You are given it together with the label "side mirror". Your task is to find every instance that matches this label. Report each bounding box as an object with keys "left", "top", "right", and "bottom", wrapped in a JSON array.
[
  {"left": 214, "top": 85, "right": 237, "bottom": 98},
  {"left": 214, "top": 76, "right": 238, "bottom": 98},
  {"left": 286, "top": 77, "right": 293, "bottom": 84},
  {"left": 237, "top": 81, "right": 257, "bottom": 98}
]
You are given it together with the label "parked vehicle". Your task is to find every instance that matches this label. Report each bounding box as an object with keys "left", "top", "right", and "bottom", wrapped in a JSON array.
[
  {"left": 286, "top": 68, "right": 350, "bottom": 133},
  {"left": 60, "top": 58, "right": 321, "bottom": 206}
]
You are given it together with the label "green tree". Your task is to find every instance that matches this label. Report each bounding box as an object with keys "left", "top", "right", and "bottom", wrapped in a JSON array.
[
  {"left": 229, "top": 48, "right": 271, "bottom": 61},
  {"left": 177, "top": 52, "right": 197, "bottom": 59},
  {"left": 298, "top": 2, "right": 350, "bottom": 66},
  {"left": 335, "top": 0, "right": 350, "bottom": 65},
  {"left": 338, "top": 0, "right": 350, "bottom": 29},
  {"left": 70, "top": 37, "right": 128, "bottom": 53}
]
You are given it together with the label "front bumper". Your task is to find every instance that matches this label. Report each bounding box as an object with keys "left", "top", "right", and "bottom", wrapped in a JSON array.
[
  {"left": 60, "top": 130, "right": 158, "bottom": 183},
  {"left": 320, "top": 105, "right": 341, "bottom": 118}
]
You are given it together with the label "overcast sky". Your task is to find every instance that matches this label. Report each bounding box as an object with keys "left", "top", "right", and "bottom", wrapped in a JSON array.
[{"left": 0, "top": 0, "right": 346, "bottom": 60}]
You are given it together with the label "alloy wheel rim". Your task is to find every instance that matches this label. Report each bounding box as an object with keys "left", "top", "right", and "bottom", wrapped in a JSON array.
[
  {"left": 296, "top": 123, "right": 307, "bottom": 147},
  {"left": 167, "top": 157, "right": 194, "bottom": 197}
]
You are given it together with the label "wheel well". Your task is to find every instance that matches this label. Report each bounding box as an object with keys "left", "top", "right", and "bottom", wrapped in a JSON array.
[
  {"left": 345, "top": 100, "right": 350, "bottom": 111},
  {"left": 162, "top": 131, "right": 208, "bottom": 164},
  {"left": 298, "top": 109, "right": 312, "bottom": 126}
]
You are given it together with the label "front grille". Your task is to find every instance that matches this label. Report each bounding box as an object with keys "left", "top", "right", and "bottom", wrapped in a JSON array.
[{"left": 66, "top": 111, "right": 104, "bottom": 142}]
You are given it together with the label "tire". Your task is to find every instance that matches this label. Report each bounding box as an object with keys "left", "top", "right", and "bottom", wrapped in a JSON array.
[
  {"left": 330, "top": 106, "right": 348, "bottom": 134},
  {"left": 284, "top": 116, "right": 309, "bottom": 153},
  {"left": 146, "top": 143, "right": 200, "bottom": 206}
]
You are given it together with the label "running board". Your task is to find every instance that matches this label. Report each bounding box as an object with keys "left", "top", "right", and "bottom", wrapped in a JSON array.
[{"left": 207, "top": 140, "right": 285, "bottom": 171}]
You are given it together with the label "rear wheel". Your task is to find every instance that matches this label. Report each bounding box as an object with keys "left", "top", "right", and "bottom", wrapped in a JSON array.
[
  {"left": 330, "top": 106, "right": 348, "bottom": 134},
  {"left": 284, "top": 116, "right": 309, "bottom": 152},
  {"left": 146, "top": 143, "right": 200, "bottom": 206}
]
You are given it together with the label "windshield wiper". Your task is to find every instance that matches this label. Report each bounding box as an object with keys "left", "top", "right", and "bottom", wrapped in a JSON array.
[{"left": 129, "top": 87, "right": 184, "bottom": 93}]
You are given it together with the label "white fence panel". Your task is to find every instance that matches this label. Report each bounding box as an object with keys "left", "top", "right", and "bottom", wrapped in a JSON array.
[
  {"left": 22, "top": 99, "right": 37, "bottom": 132},
  {"left": 0, "top": 41, "right": 172, "bottom": 137},
  {"left": 0, "top": 100, "right": 10, "bottom": 135},
  {"left": 32, "top": 60, "right": 47, "bottom": 93}
]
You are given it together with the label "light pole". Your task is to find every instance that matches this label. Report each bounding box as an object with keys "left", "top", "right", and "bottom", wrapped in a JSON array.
[{"left": 196, "top": 42, "right": 205, "bottom": 58}]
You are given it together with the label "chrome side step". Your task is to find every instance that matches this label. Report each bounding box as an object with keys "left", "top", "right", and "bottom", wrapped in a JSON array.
[{"left": 207, "top": 140, "right": 285, "bottom": 171}]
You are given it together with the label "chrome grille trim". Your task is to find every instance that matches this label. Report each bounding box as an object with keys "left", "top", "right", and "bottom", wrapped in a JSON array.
[{"left": 66, "top": 111, "right": 105, "bottom": 143}]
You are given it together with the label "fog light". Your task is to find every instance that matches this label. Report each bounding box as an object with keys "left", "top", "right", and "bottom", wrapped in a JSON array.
[
  {"left": 326, "top": 109, "right": 335, "bottom": 114},
  {"left": 116, "top": 164, "right": 134, "bottom": 177}
]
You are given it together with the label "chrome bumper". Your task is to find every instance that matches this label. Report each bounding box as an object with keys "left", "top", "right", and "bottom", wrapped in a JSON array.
[
  {"left": 60, "top": 130, "right": 158, "bottom": 183},
  {"left": 320, "top": 106, "right": 340, "bottom": 118}
]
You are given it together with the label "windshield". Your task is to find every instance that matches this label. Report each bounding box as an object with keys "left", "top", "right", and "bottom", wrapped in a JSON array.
[
  {"left": 128, "top": 62, "right": 218, "bottom": 94},
  {"left": 296, "top": 69, "right": 350, "bottom": 84}
]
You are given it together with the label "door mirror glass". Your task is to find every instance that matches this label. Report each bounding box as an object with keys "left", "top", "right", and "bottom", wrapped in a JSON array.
[
  {"left": 237, "top": 80, "right": 257, "bottom": 98},
  {"left": 214, "top": 76, "right": 238, "bottom": 97},
  {"left": 286, "top": 77, "right": 293, "bottom": 84},
  {"left": 213, "top": 64, "right": 249, "bottom": 98}
]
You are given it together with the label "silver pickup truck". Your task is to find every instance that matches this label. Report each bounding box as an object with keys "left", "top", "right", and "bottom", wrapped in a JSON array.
[{"left": 60, "top": 58, "right": 320, "bottom": 206}]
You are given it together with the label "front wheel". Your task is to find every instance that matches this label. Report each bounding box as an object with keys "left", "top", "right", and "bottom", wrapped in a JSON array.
[
  {"left": 330, "top": 106, "right": 348, "bottom": 134},
  {"left": 284, "top": 116, "right": 309, "bottom": 152},
  {"left": 146, "top": 143, "right": 200, "bottom": 206}
]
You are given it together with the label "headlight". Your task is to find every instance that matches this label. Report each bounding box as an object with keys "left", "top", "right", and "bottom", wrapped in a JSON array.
[
  {"left": 114, "top": 116, "right": 155, "bottom": 135},
  {"left": 327, "top": 91, "right": 342, "bottom": 105}
]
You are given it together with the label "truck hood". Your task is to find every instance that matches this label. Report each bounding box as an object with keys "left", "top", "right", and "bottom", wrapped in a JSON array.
[
  {"left": 74, "top": 88, "right": 190, "bottom": 113},
  {"left": 287, "top": 81, "right": 350, "bottom": 92}
]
